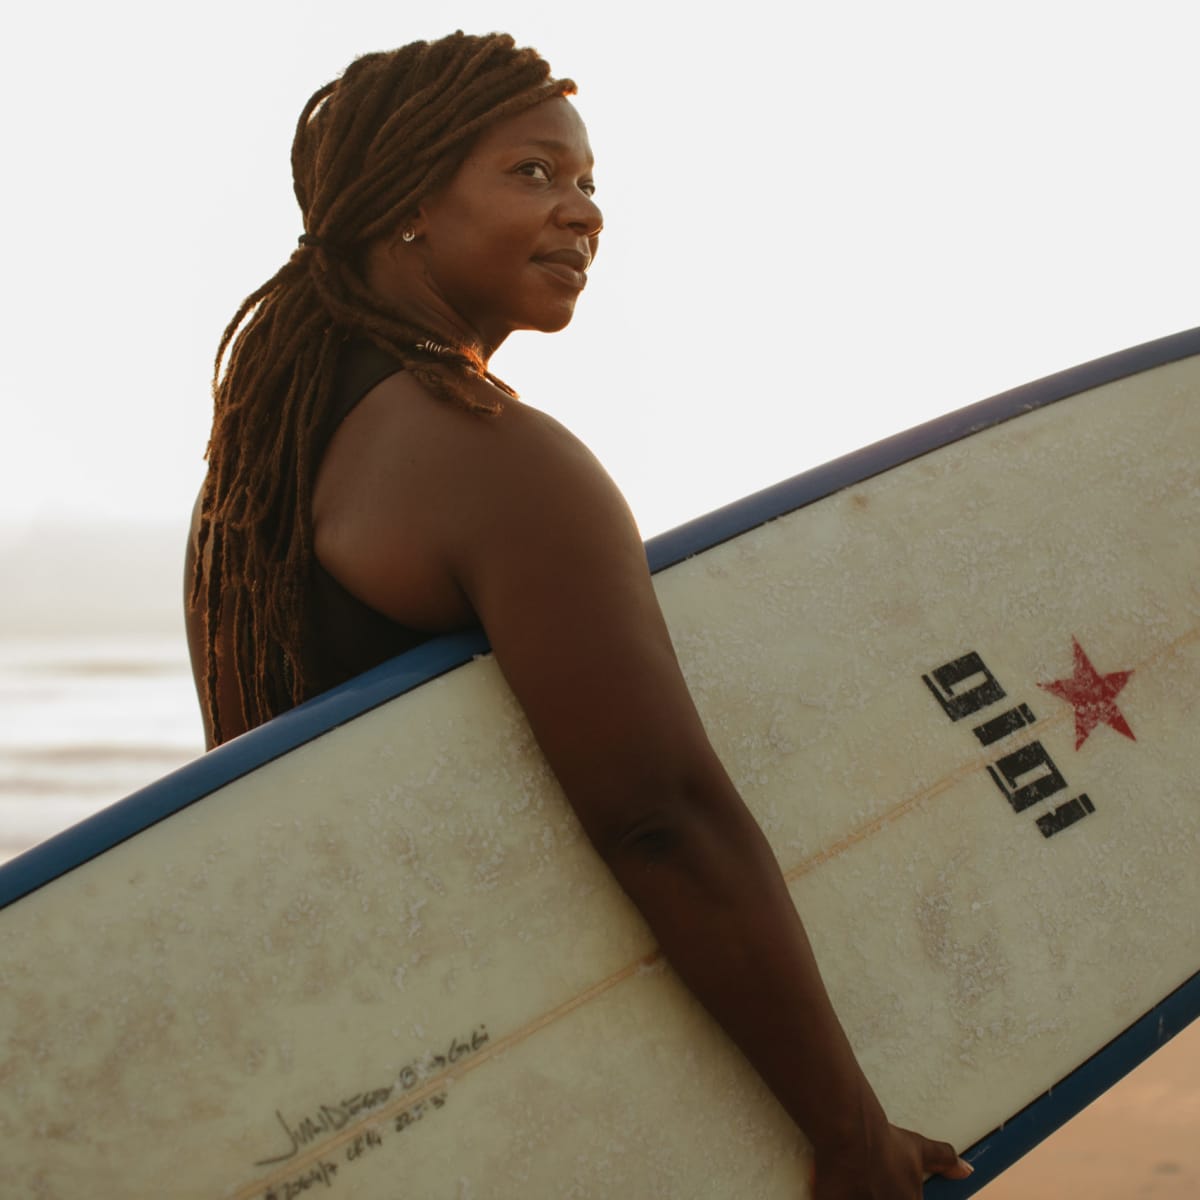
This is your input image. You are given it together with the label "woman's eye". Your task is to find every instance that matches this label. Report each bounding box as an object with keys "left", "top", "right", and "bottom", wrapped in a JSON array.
[
  {"left": 517, "top": 161, "right": 551, "bottom": 181},
  {"left": 580, "top": 181, "right": 597, "bottom": 197}
]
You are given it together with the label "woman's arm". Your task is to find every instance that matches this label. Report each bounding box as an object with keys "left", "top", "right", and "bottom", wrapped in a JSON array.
[{"left": 313, "top": 375, "right": 971, "bottom": 1196}]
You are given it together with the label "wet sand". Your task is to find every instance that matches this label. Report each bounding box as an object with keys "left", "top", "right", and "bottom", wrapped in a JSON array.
[{"left": 977, "top": 1016, "right": 1200, "bottom": 1199}]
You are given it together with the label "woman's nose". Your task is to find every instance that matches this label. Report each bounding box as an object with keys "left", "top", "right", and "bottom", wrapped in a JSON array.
[{"left": 558, "top": 191, "right": 604, "bottom": 238}]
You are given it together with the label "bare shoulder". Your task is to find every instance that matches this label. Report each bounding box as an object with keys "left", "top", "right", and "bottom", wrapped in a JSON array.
[
  {"left": 312, "top": 369, "right": 639, "bottom": 630},
  {"left": 318, "top": 368, "right": 622, "bottom": 510}
]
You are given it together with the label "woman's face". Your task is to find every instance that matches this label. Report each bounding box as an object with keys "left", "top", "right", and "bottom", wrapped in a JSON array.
[{"left": 412, "top": 97, "right": 603, "bottom": 352}]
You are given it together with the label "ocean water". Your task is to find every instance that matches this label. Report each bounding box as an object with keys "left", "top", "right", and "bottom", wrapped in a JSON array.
[{"left": 0, "top": 633, "right": 203, "bottom": 862}]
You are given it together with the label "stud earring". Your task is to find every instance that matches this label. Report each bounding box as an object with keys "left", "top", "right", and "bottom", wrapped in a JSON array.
[{"left": 401, "top": 229, "right": 416, "bottom": 243}]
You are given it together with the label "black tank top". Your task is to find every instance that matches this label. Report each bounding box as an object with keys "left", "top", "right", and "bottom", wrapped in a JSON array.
[{"left": 305, "top": 340, "right": 435, "bottom": 694}]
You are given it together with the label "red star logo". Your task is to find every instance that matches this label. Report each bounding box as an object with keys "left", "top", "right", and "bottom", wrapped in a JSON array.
[{"left": 1039, "top": 638, "right": 1135, "bottom": 750}]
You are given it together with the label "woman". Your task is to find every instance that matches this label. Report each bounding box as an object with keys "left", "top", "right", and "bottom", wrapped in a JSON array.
[{"left": 186, "top": 32, "right": 972, "bottom": 1198}]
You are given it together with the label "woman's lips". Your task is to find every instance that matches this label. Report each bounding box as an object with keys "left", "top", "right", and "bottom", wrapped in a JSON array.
[
  {"left": 533, "top": 247, "right": 590, "bottom": 290},
  {"left": 534, "top": 259, "right": 588, "bottom": 288}
]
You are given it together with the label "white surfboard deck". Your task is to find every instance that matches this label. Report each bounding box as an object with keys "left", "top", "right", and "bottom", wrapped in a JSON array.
[{"left": 2, "top": 329, "right": 1198, "bottom": 1199}]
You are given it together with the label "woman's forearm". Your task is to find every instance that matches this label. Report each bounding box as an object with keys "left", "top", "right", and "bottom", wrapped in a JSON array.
[{"left": 601, "top": 785, "right": 882, "bottom": 1154}]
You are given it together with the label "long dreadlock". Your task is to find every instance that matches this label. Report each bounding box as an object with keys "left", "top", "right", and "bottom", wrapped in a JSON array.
[{"left": 194, "top": 32, "right": 575, "bottom": 744}]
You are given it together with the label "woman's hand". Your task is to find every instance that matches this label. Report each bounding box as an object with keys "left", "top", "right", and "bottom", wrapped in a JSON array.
[{"left": 813, "top": 1119, "right": 973, "bottom": 1199}]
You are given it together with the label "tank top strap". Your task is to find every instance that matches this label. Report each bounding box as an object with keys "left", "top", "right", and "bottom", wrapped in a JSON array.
[{"left": 328, "top": 337, "right": 407, "bottom": 431}]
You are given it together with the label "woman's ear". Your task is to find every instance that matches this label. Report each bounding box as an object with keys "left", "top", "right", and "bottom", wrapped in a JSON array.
[
  {"left": 379, "top": 218, "right": 424, "bottom": 266},
  {"left": 407, "top": 203, "right": 433, "bottom": 244}
]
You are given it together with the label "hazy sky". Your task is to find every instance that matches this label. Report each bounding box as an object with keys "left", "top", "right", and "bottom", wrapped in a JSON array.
[{"left": 2, "top": 0, "right": 1196, "bottom": 541}]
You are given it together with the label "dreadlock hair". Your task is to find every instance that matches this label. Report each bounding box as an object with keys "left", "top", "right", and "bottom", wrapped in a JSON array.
[{"left": 194, "top": 31, "right": 576, "bottom": 744}]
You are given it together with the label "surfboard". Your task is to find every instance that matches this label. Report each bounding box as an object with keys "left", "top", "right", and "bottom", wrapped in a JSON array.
[{"left": 2, "top": 328, "right": 1198, "bottom": 1199}]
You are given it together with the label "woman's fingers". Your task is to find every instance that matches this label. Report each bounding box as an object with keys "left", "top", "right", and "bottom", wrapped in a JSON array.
[
  {"left": 812, "top": 1125, "right": 971, "bottom": 1199},
  {"left": 910, "top": 1129, "right": 974, "bottom": 1179}
]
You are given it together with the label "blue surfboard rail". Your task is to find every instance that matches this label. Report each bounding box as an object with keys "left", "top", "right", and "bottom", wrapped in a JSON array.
[
  {"left": 3, "top": 324, "right": 1199, "bottom": 1192},
  {"left": 926, "top": 966, "right": 1200, "bottom": 1197}
]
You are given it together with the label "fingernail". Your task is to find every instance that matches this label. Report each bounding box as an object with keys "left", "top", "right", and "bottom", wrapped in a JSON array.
[{"left": 958, "top": 1157, "right": 974, "bottom": 1175}]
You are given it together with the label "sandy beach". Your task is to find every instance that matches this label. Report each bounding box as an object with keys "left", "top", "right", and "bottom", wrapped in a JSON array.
[{"left": 978, "top": 1015, "right": 1200, "bottom": 1199}]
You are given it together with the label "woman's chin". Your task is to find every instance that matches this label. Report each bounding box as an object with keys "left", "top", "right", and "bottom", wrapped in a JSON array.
[{"left": 533, "top": 299, "right": 581, "bottom": 335}]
